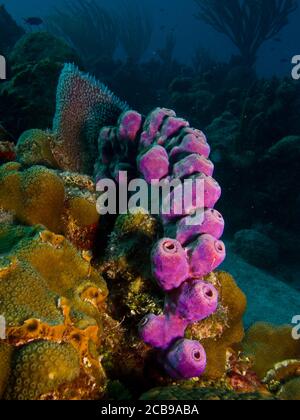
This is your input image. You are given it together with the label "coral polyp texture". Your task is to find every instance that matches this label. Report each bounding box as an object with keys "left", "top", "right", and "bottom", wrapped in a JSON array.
[
  {"left": 0, "top": 224, "right": 108, "bottom": 400},
  {"left": 96, "top": 106, "right": 226, "bottom": 379},
  {"left": 0, "top": 162, "right": 99, "bottom": 250}
]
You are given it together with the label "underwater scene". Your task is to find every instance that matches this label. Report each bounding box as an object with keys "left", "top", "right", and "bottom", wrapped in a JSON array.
[{"left": 0, "top": 0, "right": 299, "bottom": 403}]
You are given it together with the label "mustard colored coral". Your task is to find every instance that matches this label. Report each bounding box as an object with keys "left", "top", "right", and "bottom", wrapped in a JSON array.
[
  {"left": 242, "top": 323, "right": 300, "bottom": 379},
  {"left": 0, "top": 164, "right": 100, "bottom": 249},
  {"left": 0, "top": 224, "right": 108, "bottom": 399},
  {"left": 242, "top": 323, "right": 300, "bottom": 400},
  {"left": 16, "top": 129, "right": 59, "bottom": 168},
  {"left": 0, "top": 164, "right": 65, "bottom": 232}
]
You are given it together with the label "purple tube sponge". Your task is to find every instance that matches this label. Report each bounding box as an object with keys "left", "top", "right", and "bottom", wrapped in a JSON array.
[
  {"left": 94, "top": 104, "right": 226, "bottom": 380},
  {"left": 166, "top": 280, "right": 219, "bottom": 323},
  {"left": 188, "top": 234, "right": 226, "bottom": 277},
  {"left": 138, "top": 145, "right": 169, "bottom": 183},
  {"left": 164, "top": 339, "right": 207, "bottom": 380},
  {"left": 173, "top": 154, "right": 214, "bottom": 179},
  {"left": 139, "top": 314, "right": 188, "bottom": 350},
  {"left": 202, "top": 174, "right": 222, "bottom": 209},
  {"left": 157, "top": 117, "right": 189, "bottom": 146},
  {"left": 151, "top": 239, "right": 189, "bottom": 291},
  {"left": 173, "top": 208, "right": 225, "bottom": 246},
  {"left": 140, "top": 108, "right": 176, "bottom": 148},
  {"left": 170, "top": 131, "right": 210, "bottom": 160},
  {"left": 162, "top": 174, "right": 221, "bottom": 223},
  {"left": 118, "top": 111, "right": 143, "bottom": 143}
]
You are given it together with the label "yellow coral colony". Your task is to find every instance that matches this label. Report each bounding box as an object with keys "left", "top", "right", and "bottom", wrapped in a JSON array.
[{"left": 0, "top": 224, "right": 108, "bottom": 399}]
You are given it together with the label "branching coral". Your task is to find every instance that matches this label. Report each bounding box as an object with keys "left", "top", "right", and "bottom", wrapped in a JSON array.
[
  {"left": 194, "top": 0, "right": 298, "bottom": 66},
  {"left": 118, "top": 0, "right": 153, "bottom": 64},
  {"left": 46, "top": 0, "right": 118, "bottom": 69}
]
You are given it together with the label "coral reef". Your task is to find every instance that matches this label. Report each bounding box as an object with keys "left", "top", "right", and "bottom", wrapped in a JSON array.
[
  {"left": 242, "top": 323, "right": 300, "bottom": 378},
  {"left": 0, "top": 141, "right": 16, "bottom": 163},
  {"left": 16, "top": 129, "right": 58, "bottom": 168},
  {"left": 187, "top": 271, "right": 247, "bottom": 380},
  {"left": 169, "top": 74, "right": 300, "bottom": 282},
  {"left": 0, "top": 224, "right": 108, "bottom": 399},
  {"left": 1, "top": 59, "right": 297, "bottom": 400},
  {"left": 44, "top": 0, "right": 162, "bottom": 112}
]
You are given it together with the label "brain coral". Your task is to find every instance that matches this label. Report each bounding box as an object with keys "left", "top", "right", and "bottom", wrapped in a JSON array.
[{"left": 0, "top": 224, "right": 108, "bottom": 400}]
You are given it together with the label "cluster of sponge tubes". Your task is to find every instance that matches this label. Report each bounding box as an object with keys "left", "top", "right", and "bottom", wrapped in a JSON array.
[{"left": 97, "top": 108, "right": 226, "bottom": 379}]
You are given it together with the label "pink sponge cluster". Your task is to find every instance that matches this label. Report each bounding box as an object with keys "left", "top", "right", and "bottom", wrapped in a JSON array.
[{"left": 96, "top": 107, "right": 226, "bottom": 379}]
